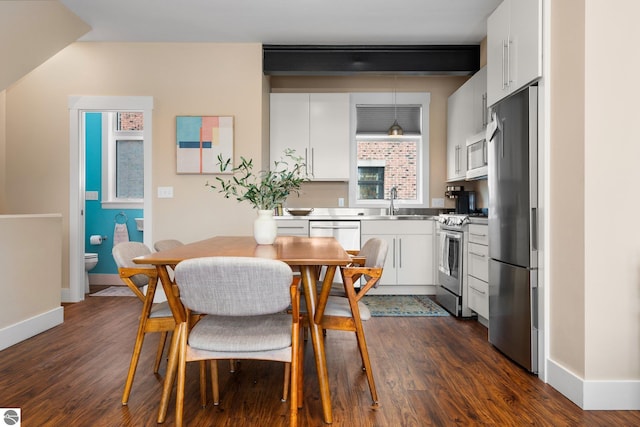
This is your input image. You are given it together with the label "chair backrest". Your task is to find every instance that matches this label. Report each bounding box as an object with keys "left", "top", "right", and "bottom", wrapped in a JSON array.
[
  {"left": 359, "top": 238, "right": 388, "bottom": 268},
  {"left": 174, "top": 257, "right": 293, "bottom": 317},
  {"left": 154, "top": 239, "right": 184, "bottom": 252},
  {"left": 113, "top": 242, "right": 153, "bottom": 288},
  {"left": 357, "top": 238, "right": 388, "bottom": 288}
]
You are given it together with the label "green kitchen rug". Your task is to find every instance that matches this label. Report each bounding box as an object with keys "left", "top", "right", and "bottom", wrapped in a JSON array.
[{"left": 361, "top": 295, "right": 449, "bottom": 317}]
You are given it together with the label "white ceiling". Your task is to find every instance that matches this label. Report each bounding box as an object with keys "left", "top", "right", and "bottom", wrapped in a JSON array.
[{"left": 59, "top": 0, "right": 501, "bottom": 44}]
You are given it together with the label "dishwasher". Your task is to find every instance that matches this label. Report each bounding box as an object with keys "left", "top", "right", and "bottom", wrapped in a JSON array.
[
  {"left": 309, "top": 220, "right": 361, "bottom": 250},
  {"left": 309, "top": 220, "right": 361, "bottom": 287}
]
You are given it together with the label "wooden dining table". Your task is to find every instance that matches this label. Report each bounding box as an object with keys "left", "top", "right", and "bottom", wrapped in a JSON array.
[{"left": 133, "top": 235, "right": 352, "bottom": 424}]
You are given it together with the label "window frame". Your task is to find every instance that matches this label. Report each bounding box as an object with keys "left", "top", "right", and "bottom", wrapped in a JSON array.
[
  {"left": 348, "top": 92, "right": 431, "bottom": 209},
  {"left": 101, "top": 112, "right": 144, "bottom": 209}
]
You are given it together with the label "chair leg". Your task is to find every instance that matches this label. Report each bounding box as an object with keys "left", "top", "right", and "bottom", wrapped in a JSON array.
[
  {"left": 297, "top": 327, "right": 304, "bottom": 409},
  {"left": 121, "top": 320, "right": 148, "bottom": 405},
  {"left": 282, "top": 363, "right": 291, "bottom": 402},
  {"left": 210, "top": 360, "right": 220, "bottom": 405},
  {"left": 353, "top": 323, "right": 379, "bottom": 407},
  {"left": 290, "top": 324, "right": 300, "bottom": 427},
  {"left": 154, "top": 331, "right": 169, "bottom": 373},
  {"left": 229, "top": 359, "right": 236, "bottom": 373},
  {"left": 175, "top": 323, "right": 188, "bottom": 427},
  {"left": 199, "top": 361, "right": 207, "bottom": 408}
]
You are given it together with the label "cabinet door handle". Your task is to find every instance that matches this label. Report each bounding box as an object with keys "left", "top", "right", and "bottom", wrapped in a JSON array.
[
  {"left": 506, "top": 39, "right": 512, "bottom": 88},
  {"left": 304, "top": 148, "right": 309, "bottom": 176},
  {"left": 502, "top": 40, "right": 507, "bottom": 89},
  {"left": 398, "top": 238, "right": 402, "bottom": 269},
  {"left": 392, "top": 238, "right": 396, "bottom": 269},
  {"left": 311, "top": 147, "right": 315, "bottom": 176},
  {"left": 469, "top": 251, "right": 486, "bottom": 258},
  {"left": 469, "top": 285, "right": 486, "bottom": 295},
  {"left": 469, "top": 232, "right": 487, "bottom": 238}
]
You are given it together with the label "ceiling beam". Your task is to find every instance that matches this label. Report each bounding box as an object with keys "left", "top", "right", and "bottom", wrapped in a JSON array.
[{"left": 263, "top": 45, "right": 480, "bottom": 76}]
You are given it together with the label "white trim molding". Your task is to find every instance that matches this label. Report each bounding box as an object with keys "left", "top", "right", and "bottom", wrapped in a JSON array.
[
  {"left": 0, "top": 307, "right": 64, "bottom": 351},
  {"left": 548, "top": 359, "right": 640, "bottom": 410}
]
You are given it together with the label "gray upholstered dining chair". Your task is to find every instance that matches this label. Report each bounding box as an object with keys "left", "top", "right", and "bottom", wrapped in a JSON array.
[
  {"left": 173, "top": 256, "right": 303, "bottom": 427},
  {"left": 305, "top": 237, "right": 388, "bottom": 407},
  {"left": 153, "top": 239, "right": 184, "bottom": 252}
]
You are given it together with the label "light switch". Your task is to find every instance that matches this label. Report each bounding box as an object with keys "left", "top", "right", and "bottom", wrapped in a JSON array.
[
  {"left": 157, "top": 186, "right": 174, "bottom": 198},
  {"left": 85, "top": 191, "right": 99, "bottom": 201},
  {"left": 338, "top": 198, "right": 344, "bottom": 207}
]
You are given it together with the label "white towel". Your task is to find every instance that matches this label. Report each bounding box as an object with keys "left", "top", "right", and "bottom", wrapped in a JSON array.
[
  {"left": 438, "top": 232, "right": 450, "bottom": 275},
  {"left": 113, "top": 223, "right": 130, "bottom": 247}
]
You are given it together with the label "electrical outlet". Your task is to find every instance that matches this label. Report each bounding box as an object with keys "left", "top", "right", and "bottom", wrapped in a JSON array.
[
  {"left": 85, "top": 191, "right": 99, "bottom": 201},
  {"left": 338, "top": 197, "right": 345, "bottom": 207},
  {"left": 157, "top": 186, "right": 174, "bottom": 198}
]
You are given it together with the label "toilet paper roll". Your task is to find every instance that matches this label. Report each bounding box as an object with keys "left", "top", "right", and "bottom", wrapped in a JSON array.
[{"left": 90, "top": 235, "right": 103, "bottom": 245}]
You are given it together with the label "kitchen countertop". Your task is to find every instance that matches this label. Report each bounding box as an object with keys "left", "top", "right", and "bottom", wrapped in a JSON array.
[
  {"left": 276, "top": 214, "right": 437, "bottom": 221},
  {"left": 276, "top": 207, "right": 442, "bottom": 221}
]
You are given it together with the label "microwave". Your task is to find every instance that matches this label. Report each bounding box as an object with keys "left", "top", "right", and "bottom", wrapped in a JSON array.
[{"left": 466, "top": 131, "right": 488, "bottom": 180}]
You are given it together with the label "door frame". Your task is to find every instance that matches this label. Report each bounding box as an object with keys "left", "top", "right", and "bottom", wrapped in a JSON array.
[{"left": 66, "top": 96, "right": 153, "bottom": 302}]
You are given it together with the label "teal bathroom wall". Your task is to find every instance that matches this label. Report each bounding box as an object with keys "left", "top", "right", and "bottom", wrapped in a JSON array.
[{"left": 85, "top": 112, "right": 143, "bottom": 276}]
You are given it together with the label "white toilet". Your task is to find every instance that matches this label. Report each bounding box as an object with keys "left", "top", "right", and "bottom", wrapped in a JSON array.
[{"left": 84, "top": 253, "right": 99, "bottom": 293}]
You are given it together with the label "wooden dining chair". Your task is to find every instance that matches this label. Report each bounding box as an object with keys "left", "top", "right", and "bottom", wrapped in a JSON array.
[
  {"left": 173, "top": 257, "right": 303, "bottom": 427},
  {"left": 113, "top": 242, "right": 199, "bottom": 406},
  {"left": 306, "top": 237, "right": 388, "bottom": 408}
]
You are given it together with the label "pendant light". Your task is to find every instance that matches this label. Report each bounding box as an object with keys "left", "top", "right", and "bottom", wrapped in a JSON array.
[{"left": 388, "top": 77, "right": 404, "bottom": 136}]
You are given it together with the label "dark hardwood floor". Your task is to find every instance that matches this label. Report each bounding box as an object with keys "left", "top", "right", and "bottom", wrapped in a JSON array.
[{"left": 1, "top": 289, "right": 639, "bottom": 426}]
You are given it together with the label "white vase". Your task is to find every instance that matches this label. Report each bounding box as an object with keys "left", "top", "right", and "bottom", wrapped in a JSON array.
[{"left": 253, "top": 209, "right": 277, "bottom": 245}]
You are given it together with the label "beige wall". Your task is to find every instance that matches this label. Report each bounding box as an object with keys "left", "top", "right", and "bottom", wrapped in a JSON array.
[
  {"left": 0, "top": 90, "right": 5, "bottom": 213},
  {"left": 583, "top": 0, "right": 640, "bottom": 379},
  {"left": 0, "top": 0, "right": 90, "bottom": 91},
  {"left": 0, "top": 214, "right": 62, "bottom": 342},
  {"left": 5, "top": 43, "right": 265, "bottom": 289},
  {"left": 270, "top": 75, "right": 469, "bottom": 209},
  {"left": 549, "top": 0, "right": 586, "bottom": 376},
  {"left": 549, "top": 0, "right": 640, "bottom": 381}
]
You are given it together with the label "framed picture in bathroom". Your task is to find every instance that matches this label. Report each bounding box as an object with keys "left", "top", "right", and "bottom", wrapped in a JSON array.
[{"left": 176, "top": 115, "right": 234, "bottom": 174}]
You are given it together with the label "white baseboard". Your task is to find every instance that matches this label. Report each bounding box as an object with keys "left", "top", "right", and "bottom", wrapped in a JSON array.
[
  {"left": 547, "top": 359, "right": 640, "bottom": 409},
  {"left": 0, "top": 307, "right": 64, "bottom": 351}
]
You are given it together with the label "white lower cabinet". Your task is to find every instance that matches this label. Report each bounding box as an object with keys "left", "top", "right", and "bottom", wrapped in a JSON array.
[
  {"left": 361, "top": 220, "right": 435, "bottom": 295},
  {"left": 467, "top": 276, "right": 488, "bottom": 319},
  {"left": 467, "top": 223, "right": 489, "bottom": 321}
]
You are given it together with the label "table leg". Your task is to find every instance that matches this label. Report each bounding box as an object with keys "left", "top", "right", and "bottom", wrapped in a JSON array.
[{"left": 300, "top": 265, "right": 333, "bottom": 424}]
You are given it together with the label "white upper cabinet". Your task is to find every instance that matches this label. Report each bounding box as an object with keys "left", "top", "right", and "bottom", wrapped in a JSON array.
[
  {"left": 446, "top": 67, "right": 487, "bottom": 182},
  {"left": 270, "top": 93, "right": 350, "bottom": 181},
  {"left": 446, "top": 85, "right": 469, "bottom": 182},
  {"left": 487, "top": 0, "right": 542, "bottom": 107}
]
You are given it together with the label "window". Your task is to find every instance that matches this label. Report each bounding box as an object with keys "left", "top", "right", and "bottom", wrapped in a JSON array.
[
  {"left": 349, "top": 93, "right": 430, "bottom": 209},
  {"left": 102, "top": 112, "right": 144, "bottom": 208}
]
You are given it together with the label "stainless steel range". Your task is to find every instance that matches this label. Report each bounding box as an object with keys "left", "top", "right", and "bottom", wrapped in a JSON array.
[{"left": 435, "top": 214, "right": 474, "bottom": 317}]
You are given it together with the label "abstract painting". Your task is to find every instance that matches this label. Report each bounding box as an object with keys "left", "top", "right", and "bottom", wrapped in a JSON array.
[{"left": 176, "top": 115, "right": 234, "bottom": 174}]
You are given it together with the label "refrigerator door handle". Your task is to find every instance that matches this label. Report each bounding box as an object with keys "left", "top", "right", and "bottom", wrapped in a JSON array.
[{"left": 531, "top": 208, "right": 538, "bottom": 251}]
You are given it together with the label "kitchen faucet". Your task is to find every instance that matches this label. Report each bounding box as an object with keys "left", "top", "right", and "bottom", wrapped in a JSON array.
[{"left": 388, "top": 186, "right": 398, "bottom": 215}]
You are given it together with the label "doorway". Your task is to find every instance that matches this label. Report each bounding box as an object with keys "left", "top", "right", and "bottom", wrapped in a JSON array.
[{"left": 67, "top": 96, "right": 153, "bottom": 303}]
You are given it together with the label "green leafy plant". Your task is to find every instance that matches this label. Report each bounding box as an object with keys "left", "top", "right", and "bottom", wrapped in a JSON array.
[{"left": 206, "top": 148, "right": 309, "bottom": 210}]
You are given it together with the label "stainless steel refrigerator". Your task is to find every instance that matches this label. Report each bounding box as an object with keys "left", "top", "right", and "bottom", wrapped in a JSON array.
[{"left": 487, "top": 86, "right": 538, "bottom": 373}]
